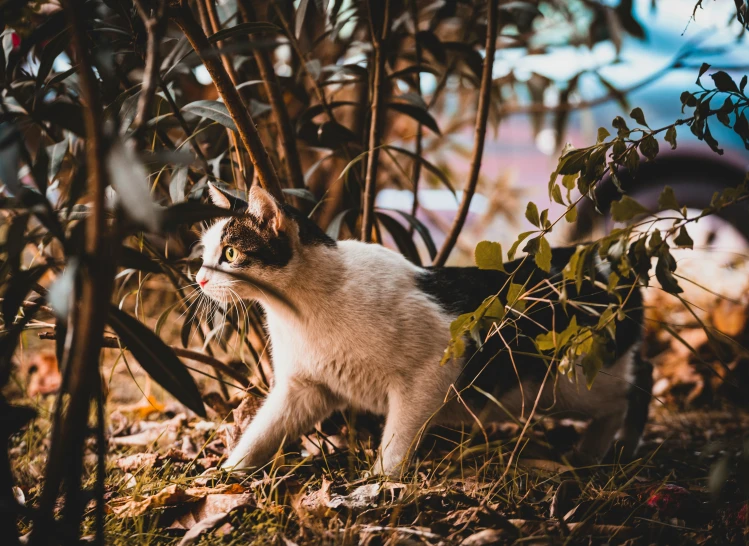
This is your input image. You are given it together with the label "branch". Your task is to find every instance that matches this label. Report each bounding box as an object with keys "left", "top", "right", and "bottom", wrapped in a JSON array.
[
  {"left": 433, "top": 0, "right": 498, "bottom": 266},
  {"left": 171, "top": 1, "right": 284, "bottom": 201},
  {"left": 35, "top": 1, "right": 117, "bottom": 542},
  {"left": 37, "top": 331, "right": 250, "bottom": 388},
  {"left": 131, "top": 0, "right": 167, "bottom": 145},
  {"left": 408, "top": 0, "right": 424, "bottom": 233},
  {"left": 238, "top": 0, "right": 305, "bottom": 191},
  {"left": 361, "top": 0, "right": 391, "bottom": 242}
]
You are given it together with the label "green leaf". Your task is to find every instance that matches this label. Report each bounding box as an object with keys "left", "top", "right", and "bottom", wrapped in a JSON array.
[
  {"left": 385, "top": 145, "right": 455, "bottom": 195},
  {"left": 506, "top": 283, "right": 526, "bottom": 312},
  {"left": 182, "top": 100, "right": 237, "bottom": 131},
  {"left": 535, "top": 236, "right": 552, "bottom": 272},
  {"left": 391, "top": 210, "right": 438, "bottom": 261},
  {"left": 170, "top": 166, "right": 188, "bottom": 204},
  {"left": 640, "top": 134, "right": 659, "bottom": 160},
  {"left": 375, "top": 212, "right": 422, "bottom": 266},
  {"left": 612, "top": 116, "right": 630, "bottom": 136},
  {"left": 673, "top": 225, "right": 693, "bottom": 248},
  {"left": 387, "top": 102, "right": 441, "bottom": 135},
  {"left": 536, "top": 316, "right": 579, "bottom": 352},
  {"left": 108, "top": 305, "right": 206, "bottom": 417},
  {"left": 565, "top": 205, "right": 577, "bottom": 223},
  {"left": 697, "top": 62, "right": 711, "bottom": 84},
  {"left": 551, "top": 184, "right": 564, "bottom": 205},
  {"left": 710, "top": 71, "right": 738, "bottom": 93},
  {"left": 525, "top": 201, "right": 540, "bottom": 227},
  {"left": 207, "top": 22, "right": 279, "bottom": 44},
  {"left": 508, "top": 230, "right": 535, "bottom": 260},
  {"left": 326, "top": 208, "right": 354, "bottom": 239},
  {"left": 629, "top": 107, "right": 648, "bottom": 127},
  {"left": 658, "top": 186, "right": 679, "bottom": 211},
  {"left": 475, "top": 241, "right": 506, "bottom": 272},
  {"left": 161, "top": 201, "right": 238, "bottom": 233},
  {"left": 596, "top": 127, "right": 610, "bottom": 143},
  {"left": 610, "top": 195, "right": 649, "bottom": 222},
  {"left": 108, "top": 141, "right": 162, "bottom": 233},
  {"left": 703, "top": 123, "right": 724, "bottom": 155},
  {"left": 283, "top": 188, "right": 318, "bottom": 203},
  {"left": 120, "top": 247, "right": 162, "bottom": 274},
  {"left": 2, "top": 265, "right": 48, "bottom": 325},
  {"left": 741, "top": 75, "right": 747, "bottom": 93},
  {"left": 655, "top": 247, "right": 682, "bottom": 294},
  {"left": 664, "top": 125, "right": 677, "bottom": 150}
]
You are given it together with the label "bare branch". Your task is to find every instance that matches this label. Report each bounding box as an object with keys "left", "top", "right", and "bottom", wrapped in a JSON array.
[
  {"left": 433, "top": 0, "right": 498, "bottom": 266},
  {"left": 238, "top": 0, "right": 305, "bottom": 192},
  {"left": 171, "top": 1, "right": 284, "bottom": 202},
  {"left": 131, "top": 0, "right": 167, "bottom": 145},
  {"left": 37, "top": 331, "right": 250, "bottom": 388},
  {"left": 361, "top": 0, "right": 391, "bottom": 242}
]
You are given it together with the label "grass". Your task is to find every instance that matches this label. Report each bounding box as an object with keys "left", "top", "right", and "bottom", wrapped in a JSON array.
[{"left": 8, "top": 385, "right": 749, "bottom": 545}]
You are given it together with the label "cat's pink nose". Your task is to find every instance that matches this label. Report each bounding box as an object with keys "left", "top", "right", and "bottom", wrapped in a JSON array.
[{"left": 198, "top": 279, "right": 208, "bottom": 288}]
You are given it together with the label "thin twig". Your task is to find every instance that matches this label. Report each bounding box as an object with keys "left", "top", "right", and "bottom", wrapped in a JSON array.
[
  {"left": 37, "top": 331, "right": 250, "bottom": 388},
  {"left": 131, "top": 0, "right": 167, "bottom": 145},
  {"left": 238, "top": 0, "right": 305, "bottom": 192},
  {"left": 408, "top": 0, "right": 424, "bottom": 233},
  {"left": 361, "top": 0, "right": 391, "bottom": 242},
  {"left": 432, "top": 0, "right": 498, "bottom": 266}
]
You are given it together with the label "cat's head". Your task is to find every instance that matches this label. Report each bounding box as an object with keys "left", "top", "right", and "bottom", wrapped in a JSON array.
[{"left": 196, "top": 183, "right": 333, "bottom": 303}]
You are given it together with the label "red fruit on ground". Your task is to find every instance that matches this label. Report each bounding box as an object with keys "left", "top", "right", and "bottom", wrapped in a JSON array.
[{"left": 645, "top": 484, "right": 701, "bottom": 519}]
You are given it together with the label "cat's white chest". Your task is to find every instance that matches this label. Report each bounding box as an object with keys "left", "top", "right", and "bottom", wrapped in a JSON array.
[{"left": 266, "top": 315, "right": 392, "bottom": 414}]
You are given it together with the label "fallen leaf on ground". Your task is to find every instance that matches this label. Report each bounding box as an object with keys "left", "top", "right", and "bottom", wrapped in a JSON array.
[
  {"left": 119, "top": 395, "right": 166, "bottom": 419},
  {"left": 26, "top": 352, "right": 61, "bottom": 397},
  {"left": 110, "top": 483, "right": 245, "bottom": 517}
]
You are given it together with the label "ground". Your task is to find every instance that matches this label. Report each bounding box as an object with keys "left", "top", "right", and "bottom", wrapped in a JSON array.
[{"left": 8, "top": 389, "right": 749, "bottom": 545}]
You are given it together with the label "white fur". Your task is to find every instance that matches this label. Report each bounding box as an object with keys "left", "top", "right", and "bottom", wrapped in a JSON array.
[{"left": 197, "top": 195, "right": 640, "bottom": 476}]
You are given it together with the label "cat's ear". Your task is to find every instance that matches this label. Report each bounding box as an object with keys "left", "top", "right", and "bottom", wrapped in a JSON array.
[
  {"left": 248, "top": 185, "right": 287, "bottom": 234},
  {"left": 207, "top": 182, "right": 232, "bottom": 209},
  {"left": 208, "top": 182, "right": 248, "bottom": 211}
]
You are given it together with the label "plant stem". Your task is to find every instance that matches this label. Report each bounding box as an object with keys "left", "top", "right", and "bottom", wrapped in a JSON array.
[
  {"left": 408, "top": 0, "right": 424, "bottom": 232},
  {"left": 172, "top": 1, "right": 284, "bottom": 201},
  {"left": 34, "top": 1, "right": 116, "bottom": 542},
  {"left": 361, "top": 0, "right": 391, "bottom": 242},
  {"left": 433, "top": 0, "right": 497, "bottom": 266},
  {"left": 238, "top": 0, "right": 305, "bottom": 192},
  {"left": 131, "top": 0, "right": 167, "bottom": 146}
]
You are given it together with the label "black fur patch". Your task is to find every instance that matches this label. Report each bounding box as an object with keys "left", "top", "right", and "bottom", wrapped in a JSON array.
[
  {"left": 219, "top": 202, "right": 335, "bottom": 268},
  {"left": 416, "top": 246, "right": 644, "bottom": 401}
]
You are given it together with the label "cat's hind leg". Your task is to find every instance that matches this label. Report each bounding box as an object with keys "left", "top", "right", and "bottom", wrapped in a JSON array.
[
  {"left": 222, "top": 376, "right": 340, "bottom": 470},
  {"left": 612, "top": 353, "right": 653, "bottom": 460}
]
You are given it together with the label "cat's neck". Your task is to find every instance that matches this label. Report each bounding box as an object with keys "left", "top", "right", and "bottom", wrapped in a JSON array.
[{"left": 258, "top": 243, "right": 342, "bottom": 324}]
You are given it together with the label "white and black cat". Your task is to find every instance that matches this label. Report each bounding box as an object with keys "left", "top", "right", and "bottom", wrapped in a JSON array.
[{"left": 196, "top": 183, "right": 652, "bottom": 476}]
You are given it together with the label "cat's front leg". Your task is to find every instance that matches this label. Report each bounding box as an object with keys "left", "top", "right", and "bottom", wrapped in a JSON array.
[
  {"left": 374, "top": 387, "right": 444, "bottom": 477},
  {"left": 222, "top": 376, "right": 339, "bottom": 470}
]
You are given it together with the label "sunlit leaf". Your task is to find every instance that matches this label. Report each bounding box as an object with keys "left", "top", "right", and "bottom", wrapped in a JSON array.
[
  {"left": 475, "top": 241, "right": 505, "bottom": 272},
  {"left": 182, "top": 100, "right": 237, "bottom": 131},
  {"left": 611, "top": 195, "right": 648, "bottom": 222}
]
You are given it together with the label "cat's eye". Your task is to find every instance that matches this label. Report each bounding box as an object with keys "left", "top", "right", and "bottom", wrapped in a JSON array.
[{"left": 223, "top": 246, "right": 238, "bottom": 263}]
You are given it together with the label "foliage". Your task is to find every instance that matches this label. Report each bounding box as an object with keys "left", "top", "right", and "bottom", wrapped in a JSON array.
[{"left": 0, "top": 0, "right": 747, "bottom": 544}]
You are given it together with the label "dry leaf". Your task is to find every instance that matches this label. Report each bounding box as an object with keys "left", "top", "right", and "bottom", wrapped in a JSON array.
[
  {"left": 116, "top": 453, "right": 158, "bottom": 473},
  {"left": 461, "top": 529, "right": 507, "bottom": 546},
  {"left": 518, "top": 459, "right": 573, "bottom": 474},
  {"left": 26, "top": 352, "right": 61, "bottom": 397},
  {"left": 119, "top": 395, "right": 166, "bottom": 419},
  {"left": 111, "top": 483, "right": 245, "bottom": 517}
]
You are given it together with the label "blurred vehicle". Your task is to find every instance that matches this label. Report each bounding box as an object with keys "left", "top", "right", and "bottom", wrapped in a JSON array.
[{"left": 378, "top": 0, "right": 749, "bottom": 264}]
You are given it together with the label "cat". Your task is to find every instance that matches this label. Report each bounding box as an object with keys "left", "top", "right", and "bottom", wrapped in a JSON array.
[{"left": 196, "top": 183, "right": 652, "bottom": 476}]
